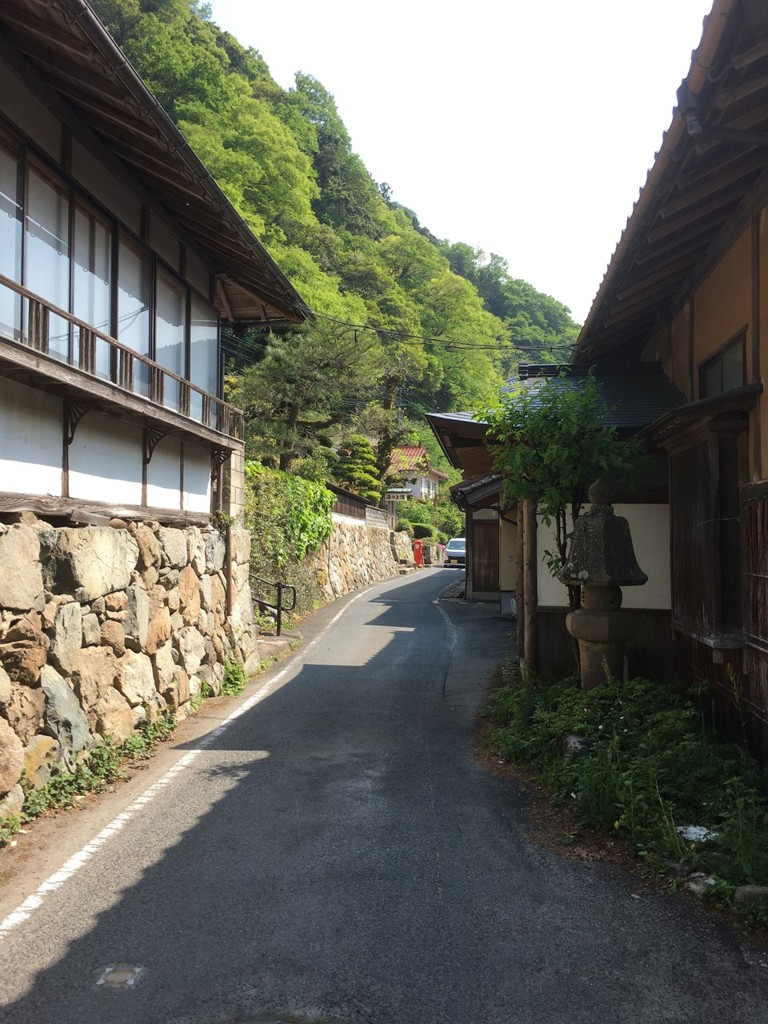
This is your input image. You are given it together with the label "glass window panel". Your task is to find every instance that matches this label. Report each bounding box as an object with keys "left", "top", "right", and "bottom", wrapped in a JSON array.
[
  {"left": 156, "top": 266, "right": 186, "bottom": 413},
  {"left": 25, "top": 167, "right": 70, "bottom": 361},
  {"left": 0, "top": 144, "right": 21, "bottom": 340},
  {"left": 74, "top": 204, "right": 112, "bottom": 379},
  {"left": 722, "top": 339, "right": 744, "bottom": 393},
  {"left": 117, "top": 236, "right": 151, "bottom": 396},
  {"left": 189, "top": 294, "right": 218, "bottom": 422},
  {"left": 701, "top": 360, "right": 721, "bottom": 399}
]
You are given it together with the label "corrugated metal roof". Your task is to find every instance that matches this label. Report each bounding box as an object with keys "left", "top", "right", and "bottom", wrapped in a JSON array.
[{"left": 500, "top": 365, "right": 686, "bottom": 433}]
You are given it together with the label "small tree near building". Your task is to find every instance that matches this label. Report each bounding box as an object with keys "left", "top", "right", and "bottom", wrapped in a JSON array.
[
  {"left": 333, "top": 434, "right": 383, "bottom": 505},
  {"left": 484, "top": 372, "right": 646, "bottom": 609}
]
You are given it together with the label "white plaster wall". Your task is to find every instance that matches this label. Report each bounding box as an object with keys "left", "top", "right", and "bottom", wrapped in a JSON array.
[
  {"left": 536, "top": 504, "right": 671, "bottom": 610},
  {"left": 0, "top": 379, "right": 62, "bottom": 496},
  {"left": 183, "top": 444, "right": 212, "bottom": 513},
  {"left": 69, "top": 414, "right": 143, "bottom": 505},
  {"left": 147, "top": 437, "right": 181, "bottom": 509}
]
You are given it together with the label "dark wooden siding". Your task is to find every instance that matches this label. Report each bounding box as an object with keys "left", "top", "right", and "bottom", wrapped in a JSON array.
[
  {"left": 670, "top": 441, "right": 716, "bottom": 636},
  {"left": 744, "top": 493, "right": 768, "bottom": 652},
  {"left": 473, "top": 520, "right": 499, "bottom": 592}
]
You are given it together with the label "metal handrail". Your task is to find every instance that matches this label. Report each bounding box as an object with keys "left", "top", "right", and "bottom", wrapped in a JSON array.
[
  {"left": 250, "top": 573, "right": 297, "bottom": 637},
  {"left": 0, "top": 272, "right": 244, "bottom": 440}
]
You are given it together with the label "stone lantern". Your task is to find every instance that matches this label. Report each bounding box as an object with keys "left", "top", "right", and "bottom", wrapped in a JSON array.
[{"left": 558, "top": 478, "right": 647, "bottom": 689}]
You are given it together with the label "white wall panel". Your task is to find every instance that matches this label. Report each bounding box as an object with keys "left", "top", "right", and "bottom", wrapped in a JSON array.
[
  {"left": 536, "top": 503, "right": 671, "bottom": 610},
  {"left": 147, "top": 437, "right": 181, "bottom": 510},
  {"left": 69, "top": 414, "right": 142, "bottom": 505},
  {"left": 0, "top": 379, "right": 62, "bottom": 496},
  {"left": 183, "top": 444, "right": 212, "bottom": 514}
]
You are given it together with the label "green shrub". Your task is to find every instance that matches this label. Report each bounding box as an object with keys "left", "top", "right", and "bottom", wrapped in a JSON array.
[
  {"left": 245, "top": 463, "right": 333, "bottom": 615},
  {"left": 221, "top": 660, "right": 247, "bottom": 697},
  {"left": 485, "top": 672, "right": 768, "bottom": 891},
  {"left": 412, "top": 523, "right": 436, "bottom": 540},
  {"left": 395, "top": 519, "right": 414, "bottom": 537}
]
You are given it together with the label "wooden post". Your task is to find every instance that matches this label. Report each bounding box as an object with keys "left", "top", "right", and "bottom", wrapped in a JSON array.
[{"left": 522, "top": 499, "right": 539, "bottom": 676}]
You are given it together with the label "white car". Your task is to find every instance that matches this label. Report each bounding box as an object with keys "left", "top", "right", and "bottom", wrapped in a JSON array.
[{"left": 444, "top": 537, "right": 466, "bottom": 567}]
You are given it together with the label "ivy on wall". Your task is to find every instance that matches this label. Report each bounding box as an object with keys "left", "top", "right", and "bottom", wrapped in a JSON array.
[{"left": 244, "top": 462, "right": 334, "bottom": 613}]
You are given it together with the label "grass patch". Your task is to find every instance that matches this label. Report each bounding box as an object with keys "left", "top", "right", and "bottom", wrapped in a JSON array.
[
  {"left": 0, "top": 710, "right": 178, "bottom": 845},
  {"left": 484, "top": 668, "right": 768, "bottom": 927},
  {"left": 220, "top": 660, "right": 247, "bottom": 697}
]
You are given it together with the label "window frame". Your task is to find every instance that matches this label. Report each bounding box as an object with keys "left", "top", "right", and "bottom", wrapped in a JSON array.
[
  {"left": 0, "top": 117, "right": 220, "bottom": 402},
  {"left": 699, "top": 329, "right": 746, "bottom": 399}
]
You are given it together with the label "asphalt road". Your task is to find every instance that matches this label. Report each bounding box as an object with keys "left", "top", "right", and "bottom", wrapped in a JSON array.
[{"left": 1, "top": 568, "right": 768, "bottom": 1024}]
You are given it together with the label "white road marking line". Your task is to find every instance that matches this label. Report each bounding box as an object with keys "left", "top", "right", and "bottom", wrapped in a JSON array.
[{"left": 0, "top": 587, "right": 373, "bottom": 941}]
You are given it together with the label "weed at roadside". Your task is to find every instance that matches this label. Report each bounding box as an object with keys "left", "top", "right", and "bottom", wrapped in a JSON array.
[{"left": 483, "top": 668, "right": 768, "bottom": 929}]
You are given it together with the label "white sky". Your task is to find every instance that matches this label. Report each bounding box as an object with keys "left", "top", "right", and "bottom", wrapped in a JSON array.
[{"left": 208, "top": 0, "right": 714, "bottom": 324}]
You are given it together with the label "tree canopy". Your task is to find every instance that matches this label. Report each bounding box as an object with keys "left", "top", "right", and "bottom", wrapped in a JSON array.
[{"left": 91, "top": 0, "right": 581, "bottom": 502}]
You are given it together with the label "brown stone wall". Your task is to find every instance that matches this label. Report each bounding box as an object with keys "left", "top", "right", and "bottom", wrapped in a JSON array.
[
  {"left": 306, "top": 519, "right": 416, "bottom": 601},
  {"left": 0, "top": 517, "right": 257, "bottom": 817}
]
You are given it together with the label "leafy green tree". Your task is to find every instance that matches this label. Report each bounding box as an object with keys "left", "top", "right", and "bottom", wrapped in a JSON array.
[
  {"left": 230, "top": 323, "right": 382, "bottom": 474},
  {"left": 293, "top": 74, "right": 384, "bottom": 238},
  {"left": 333, "top": 434, "right": 383, "bottom": 505},
  {"left": 484, "top": 372, "right": 645, "bottom": 607}
]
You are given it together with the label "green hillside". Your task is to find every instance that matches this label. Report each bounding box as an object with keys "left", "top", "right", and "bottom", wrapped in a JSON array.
[{"left": 91, "top": 0, "right": 579, "bottom": 480}]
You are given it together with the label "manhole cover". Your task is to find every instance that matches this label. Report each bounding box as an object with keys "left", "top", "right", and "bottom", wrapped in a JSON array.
[{"left": 96, "top": 964, "right": 145, "bottom": 988}]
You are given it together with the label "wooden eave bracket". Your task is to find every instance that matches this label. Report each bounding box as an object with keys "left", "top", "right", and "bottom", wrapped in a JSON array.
[
  {"left": 64, "top": 400, "right": 89, "bottom": 447},
  {"left": 143, "top": 427, "right": 167, "bottom": 466},
  {"left": 211, "top": 448, "right": 231, "bottom": 470}
]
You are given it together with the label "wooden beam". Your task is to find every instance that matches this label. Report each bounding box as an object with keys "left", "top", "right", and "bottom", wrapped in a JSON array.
[
  {"left": 0, "top": 340, "right": 242, "bottom": 451},
  {"left": 522, "top": 499, "right": 538, "bottom": 675},
  {"left": 0, "top": 492, "right": 210, "bottom": 527}
]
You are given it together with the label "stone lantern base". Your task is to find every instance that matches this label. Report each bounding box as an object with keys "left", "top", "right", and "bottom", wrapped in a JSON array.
[{"left": 565, "top": 585, "right": 639, "bottom": 689}]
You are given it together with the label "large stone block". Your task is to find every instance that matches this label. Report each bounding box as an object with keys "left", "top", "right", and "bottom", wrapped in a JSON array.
[
  {"left": 40, "top": 527, "right": 139, "bottom": 601},
  {"left": 0, "top": 525, "right": 44, "bottom": 611},
  {"left": 230, "top": 527, "right": 251, "bottom": 566},
  {"left": 146, "top": 604, "right": 172, "bottom": 655},
  {"left": 0, "top": 663, "right": 10, "bottom": 706},
  {"left": 118, "top": 651, "right": 157, "bottom": 707},
  {"left": 49, "top": 601, "right": 83, "bottom": 675},
  {"left": 23, "top": 734, "right": 61, "bottom": 789},
  {"left": 0, "top": 784, "right": 23, "bottom": 819},
  {"left": 176, "top": 627, "right": 207, "bottom": 676},
  {"left": 41, "top": 664, "right": 94, "bottom": 765},
  {"left": 152, "top": 641, "right": 176, "bottom": 690},
  {"left": 124, "top": 583, "right": 150, "bottom": 651},
  {"left": 71, "top": 647, "right": 123, "bottom": 710},
  {"left": 158, "top": 527, "right": 188, "bottom": 569},
  {"left": 0, "top": 717, "right": 24, "bottom": 796},
  {"left": 101, "top": 619, "right": 126, "bottom": 656},
  {"left": 131, "top": 523, "right": 161, "bottom": 571},
  {"left": 188, "top": 528, "right": 206, "bottom": 575},
  {"left": 205, "top": 533, "right": 226, "bottom": 572},
  {"left": 179, "top": 566, "right": 202, "bottom": 625},
  {"left": 92, "top": 687, "right": 134, "bottom": 742},
  {"left": 3, "top": 684, "right": 46, "bottom": 745}
]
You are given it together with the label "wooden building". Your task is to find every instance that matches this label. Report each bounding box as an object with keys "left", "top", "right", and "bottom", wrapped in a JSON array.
[
  {"left": 575, "top": 0, "right": 768, "bottom": 752},
  {"left": 0, "top": 0, "right": 306, "bottom": 525}
]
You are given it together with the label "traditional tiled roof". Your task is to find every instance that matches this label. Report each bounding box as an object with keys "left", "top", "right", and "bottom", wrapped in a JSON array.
[
  {"left": 389, "top": 446, "right": 429, "bottom": 475},
  {"left": 389, "top": 445, "right": 448, "bottom": 483},
  {"left": 576, "top": 0, "right": 768, "bottom": 363}
]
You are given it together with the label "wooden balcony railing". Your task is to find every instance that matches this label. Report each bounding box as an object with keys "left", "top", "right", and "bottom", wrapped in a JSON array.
[{"left": 0, "top": 273, "right": 244, "bottom": 442}]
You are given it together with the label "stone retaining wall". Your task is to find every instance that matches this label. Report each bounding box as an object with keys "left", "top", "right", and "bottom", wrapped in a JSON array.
[
  {"left": 0, "top": 516, "right": 257, "bottom": 819},
  {"left": 307, "top": 518, "right": 441, "bottom": 601}
]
